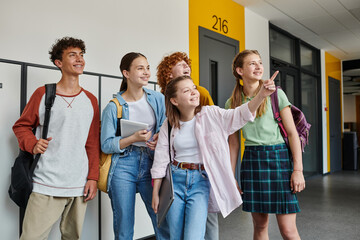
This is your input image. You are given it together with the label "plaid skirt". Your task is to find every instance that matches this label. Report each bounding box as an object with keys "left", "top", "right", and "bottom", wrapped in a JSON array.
[{"left": 240, "top": 143, "right": 300, "bottom": 214}]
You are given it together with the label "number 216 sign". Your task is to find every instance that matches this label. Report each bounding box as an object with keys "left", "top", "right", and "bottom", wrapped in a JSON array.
[{"left": 212, "top": 15, "right": 228, "bottom": 34}]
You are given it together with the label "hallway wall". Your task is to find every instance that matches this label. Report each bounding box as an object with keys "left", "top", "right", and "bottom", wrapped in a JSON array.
[
  {"left": 344, "top": 95, "right": 357, "bottom": 122},
  {"left": 1, "top": 0, "right": 343, "bottom": 239},
  {"left": 0, "top": 1, "right": 189, "bottom": 239}
]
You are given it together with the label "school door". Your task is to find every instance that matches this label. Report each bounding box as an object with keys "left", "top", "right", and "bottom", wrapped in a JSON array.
[
  {"left": 198, "top": 26, "right": 240, "bottom": 182},
  {"left": 271, "top": 61, "right": 322, "bottom": 177},
  {"left": 329, "top": 77, "right": 342, "bottom": 172},
  {"left": 199, "top": 27, "right": 239, "bottom": 108}
]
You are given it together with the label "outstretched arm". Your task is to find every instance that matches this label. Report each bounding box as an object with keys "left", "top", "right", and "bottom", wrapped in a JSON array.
[{"left": 247, "top": 71, "right": 278, "bottom": 114}]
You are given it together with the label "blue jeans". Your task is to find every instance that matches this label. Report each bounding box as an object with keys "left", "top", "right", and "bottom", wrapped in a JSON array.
[
  {"left": 166, "top": 164, "right": 210, "bottom": 240},
  {"left": 108, "top": 145, "right": 168, "bottom": 240}
]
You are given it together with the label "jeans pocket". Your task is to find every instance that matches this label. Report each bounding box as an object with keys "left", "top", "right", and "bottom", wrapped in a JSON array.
[
  {"left": 200, "top": 170, "right": 208, "bottom": 179},
  {"left": 118, "top": 149, "right": 129, "bottom": 158}
]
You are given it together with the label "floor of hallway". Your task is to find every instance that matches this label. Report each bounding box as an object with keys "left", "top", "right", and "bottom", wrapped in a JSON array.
[{"left": 218, "top": 170, "right": 360, "bottom": 240}]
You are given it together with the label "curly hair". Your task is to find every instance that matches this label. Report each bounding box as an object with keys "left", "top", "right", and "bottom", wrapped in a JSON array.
[
  {"left": 156, "top": 52, "right": 191, "bottom": 94},
  {"left": 49, "top": 37, "right": 86, "bottom": 65}
]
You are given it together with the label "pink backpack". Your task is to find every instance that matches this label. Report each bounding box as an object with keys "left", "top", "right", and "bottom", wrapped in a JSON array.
[{"left": 270, "top": 87, "right": 311, "bottom": 152}]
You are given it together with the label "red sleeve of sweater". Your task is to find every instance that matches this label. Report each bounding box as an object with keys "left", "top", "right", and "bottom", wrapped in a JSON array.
[
  {"left": 12, "top": 86, "right": 44, "bottom": 154},
  {"left": 83, "top": 90, "right": 100, "bottom": 181}
]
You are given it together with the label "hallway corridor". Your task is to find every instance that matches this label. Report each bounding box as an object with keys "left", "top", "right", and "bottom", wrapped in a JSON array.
[{"left": 219, "top": 170, "right": 360, "bottom": 240}]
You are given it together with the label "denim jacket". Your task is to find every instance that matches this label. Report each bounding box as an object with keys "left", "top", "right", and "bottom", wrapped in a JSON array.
[{"left": 101, "top": 88, "right": 166, "bottom": 191}]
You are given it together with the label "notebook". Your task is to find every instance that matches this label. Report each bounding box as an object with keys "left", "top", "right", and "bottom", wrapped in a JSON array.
[{"left": 120, "top": 119, "right": 148, "bottom": 138}]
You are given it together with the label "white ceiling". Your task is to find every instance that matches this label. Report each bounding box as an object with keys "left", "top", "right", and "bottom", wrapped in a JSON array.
[{"left": 234, "top": 0, "right": 360, "bottom": 61}]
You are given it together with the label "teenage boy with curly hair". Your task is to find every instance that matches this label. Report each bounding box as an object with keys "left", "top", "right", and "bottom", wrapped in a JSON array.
[
  {"left": 13, "top": 36, "right": 100, "bottom": 240},
  {"left": 156, "top": 52, "right": 218, "bottom": 240}
]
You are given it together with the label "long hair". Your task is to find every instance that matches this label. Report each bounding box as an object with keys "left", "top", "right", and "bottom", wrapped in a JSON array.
[
  {"left": 157, "top": 52, "right": 191, "bottom": 94},
  {"left": 230, "top": 49, "right": 267, "bottom": 117},
  {"left": 164, "top": 75, "right": 201, "bottom": 129},
  {"left": 119, "top": 52, "right": 146, "bottom": 91}
]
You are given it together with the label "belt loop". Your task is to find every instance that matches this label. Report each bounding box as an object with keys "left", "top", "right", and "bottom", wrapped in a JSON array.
[{"left": 176, "top": 161, "right": 181, "bottom": 169}]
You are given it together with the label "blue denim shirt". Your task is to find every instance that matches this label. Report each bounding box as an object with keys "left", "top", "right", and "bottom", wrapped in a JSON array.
[{"left": 101, "top": 88, "right": 166, "bottom": 191}]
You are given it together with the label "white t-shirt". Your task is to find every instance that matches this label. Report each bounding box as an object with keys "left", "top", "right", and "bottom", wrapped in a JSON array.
[
  {"left": 128, "top": 93, "right": 156, "bottom": 147},
  {"left": 174, "top": 116, "right": 202, "bottom": 164}
]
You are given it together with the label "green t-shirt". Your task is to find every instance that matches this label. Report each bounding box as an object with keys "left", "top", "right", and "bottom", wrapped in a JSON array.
[{"left": 225, "top": 89, "right": 291, "bottom": 146}]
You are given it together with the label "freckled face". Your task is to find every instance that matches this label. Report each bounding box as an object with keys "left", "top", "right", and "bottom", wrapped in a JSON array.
[{"left": 170, "top": 60, "right": 191, "bottom": 79}]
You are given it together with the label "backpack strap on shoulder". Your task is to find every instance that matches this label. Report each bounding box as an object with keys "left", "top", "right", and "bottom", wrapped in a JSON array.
[
  {"left": 270, "top": 86, "right": 288, "bottom": 138},
  {"left": 111, "top": 98, "right": 122, "bottom": 119},
  {"left": 110, "top": 98, "right": 123, "bottom": 136},
  {"left": 30, "top": 83, "right": 56, "bottom": 174},
  {"left": 43, "top": 83, "right": 57, "bottom": 139},
  {"left": 270, "top": 86, "right": 281, "bottom": 123}
]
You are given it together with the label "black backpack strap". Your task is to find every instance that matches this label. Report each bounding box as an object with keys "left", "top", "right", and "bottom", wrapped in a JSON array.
[
  {"left": 29, "top": 83, "right": 57, "bottom": 174},
  {"left": 168, "top": 120, "right": 172, "bottom": 163},
  {"left": 42, "top": 84, "right": 57, "bottom": 139}
]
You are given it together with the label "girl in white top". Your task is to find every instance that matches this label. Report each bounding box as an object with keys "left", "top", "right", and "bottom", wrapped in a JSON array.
[
  {"left": 151, "top": 75, "right": 276, "bottom": 239},
  {"left": 101, "top": 52, "right": 168, "bottom": 239}
]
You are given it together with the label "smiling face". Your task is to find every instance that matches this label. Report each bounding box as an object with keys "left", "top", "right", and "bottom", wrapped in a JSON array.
[
  {"left": 123, "top": 56, "right": 151, "bottom": 88},
  {"left": 170, "top": 60, "right": 191, "bottom": 79},
  {"left": 55, "top": 47, "right": 85, "bottom": 76},
  {"left": 236, "top": 53, "right": 264, "bottom": 82},
  {"left": 170, "top": 78, "right": 200, "bottom": 109}
]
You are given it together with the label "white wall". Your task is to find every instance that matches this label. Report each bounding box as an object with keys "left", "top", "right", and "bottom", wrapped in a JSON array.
[
  {"left": 244, "top": 9, "right": 270, "bottom": 79},
  {"left": 343, "top": 95, "right": 357, "bottom": 123},
  {"left": 0, "top": 0, "right": 189, "bottom": 239},
  {"left": 0, "top": 63, "right": 22, "bottom": 240},
  {"left": 0, "top": 0, "right": 189, "bottom": 77},
  {"left": 321, "top": 50, "right": 328, "bottom": 174}
]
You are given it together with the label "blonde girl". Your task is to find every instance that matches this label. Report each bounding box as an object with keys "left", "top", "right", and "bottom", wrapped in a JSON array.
[{"left": 226, "top": 50, "right": 305, "bottom": 240}]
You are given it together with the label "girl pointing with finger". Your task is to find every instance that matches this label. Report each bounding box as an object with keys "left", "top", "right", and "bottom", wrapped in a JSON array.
[{"left": 226, "top": 50, "right": 305, "bottom": 240}]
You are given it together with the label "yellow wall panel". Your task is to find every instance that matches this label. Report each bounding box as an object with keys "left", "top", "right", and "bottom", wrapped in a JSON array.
[
  {"left": 325, "top": 52, "right": 342, "bottom": 172},
  {"left": 189, "top": 0, "right": 245, "bottom": 85}
]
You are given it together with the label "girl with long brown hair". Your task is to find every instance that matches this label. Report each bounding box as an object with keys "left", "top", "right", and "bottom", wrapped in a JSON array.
[{"left": 101, "top": 52, "right": 168, "bottom": 239}]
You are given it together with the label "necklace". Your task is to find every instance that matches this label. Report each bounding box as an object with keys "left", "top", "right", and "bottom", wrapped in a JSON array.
[{"left": 60, "top": 96, "right": 76, "bottom": 108}]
